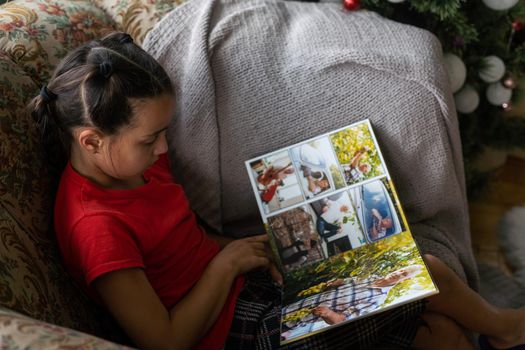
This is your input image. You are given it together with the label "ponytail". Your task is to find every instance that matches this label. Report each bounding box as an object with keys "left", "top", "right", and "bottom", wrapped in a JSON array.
[{"left": 29, "top": 86, "right": 70, "bottom": 173}]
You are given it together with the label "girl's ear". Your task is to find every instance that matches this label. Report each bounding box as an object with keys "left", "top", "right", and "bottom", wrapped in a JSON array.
[{"left": 77, "top": 128, "right": 104, "bottom": 154}]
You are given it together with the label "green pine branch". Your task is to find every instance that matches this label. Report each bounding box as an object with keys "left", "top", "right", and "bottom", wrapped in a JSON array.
[{"left": 409, "top": 0, "right": 464, "bottom": 21}]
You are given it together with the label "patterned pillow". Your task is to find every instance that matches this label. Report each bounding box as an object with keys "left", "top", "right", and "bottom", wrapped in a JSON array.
[
  {"left": 92, "top": 0, "right": 185, "bottom": 45},
  {"left": 0, "top": 306, "right": 134, "bottom": 349},
  {"left": 0, "top": 0, "right": 117, "bottom": 87},
  {"left": 0, "top": 26, "right": 128, "bottom": 347}
]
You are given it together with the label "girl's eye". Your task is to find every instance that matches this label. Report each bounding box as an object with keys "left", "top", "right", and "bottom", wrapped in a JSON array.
[{"left": 144, "top": 135, "right": 158, "bottom": 145}]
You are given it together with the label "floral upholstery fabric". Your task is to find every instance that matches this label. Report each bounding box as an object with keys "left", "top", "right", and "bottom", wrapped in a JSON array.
[
  {"left": 91, "top": 0, "right": 185, "bottom": 45},
  {"left": 0, "top": 0, "right": 187, "bottom": 346},
  {"left": 0, "top": 306, "right": 134, "bottom": 349},
  {"left": 0, "top": 0, "right": 117, "bottom": 87},
  {"left": 0, "top": 49, "right": 128, "bottom": 344}
]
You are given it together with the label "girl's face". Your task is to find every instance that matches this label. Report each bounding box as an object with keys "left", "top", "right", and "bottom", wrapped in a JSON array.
[{"left": 98, "top": 94, "right": 174, "bottom": 186}]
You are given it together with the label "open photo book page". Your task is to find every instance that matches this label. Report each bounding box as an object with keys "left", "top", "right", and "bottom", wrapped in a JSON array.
[{"left": 245, "top": 119, "right": 439, "bottom": 344}]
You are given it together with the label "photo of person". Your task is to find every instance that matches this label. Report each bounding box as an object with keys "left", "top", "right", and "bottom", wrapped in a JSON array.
[
  {"left": 280, "top": 231, "right": 437, "bottom": 343},
  {"left": 267, "top": 206, "right": 325, "bottom": 272},
  {"left": 282, "top": 264, "right": 424, "bottom": 337},
  {"left": 348, "top": 178, "right": 404, "bottom": 243},
  {"left": 329, "top": 123, "right": 385, "bottom": 185},
  {"left": 249, "top": 151, "right": 304, "bottom": 214},
  {"left": 309, "top": 192, "right": 366, "bottom": 258},
  {"left": 289, "top": 139, "right": 345, "bottom": 199},
  {"left": 342, "top": 147, "right": 371, "bottom": 184}
]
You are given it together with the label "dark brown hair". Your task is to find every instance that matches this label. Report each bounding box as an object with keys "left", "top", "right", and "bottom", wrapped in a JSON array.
[{"left": 29, "top": 31, "right": 173, "bottom": 172}]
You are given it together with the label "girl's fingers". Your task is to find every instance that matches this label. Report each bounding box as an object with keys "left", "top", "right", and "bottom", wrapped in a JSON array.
[
  {"left": 259, "top": 256, "right": 270, "bottom": 265},
  {"left": 248, "top": 241, "right": 267, "bottom": 251},
  {"left": 251, "top": 245, "right": 268, "bottom": 257},
  {"left": 264, "top": 243, "right": 275, "bottom": 259},
  {"left": 269, "top": 263, "right": 283, "bottom": 285},
  {"left": 246, "top": 234, "right": 268, "bottom": 242},
  {"left": 235, "top": 240, "right": 266, "bottom": 253},
  {"left": 247, "top": 256, "right": 270, "bottom": 270}
]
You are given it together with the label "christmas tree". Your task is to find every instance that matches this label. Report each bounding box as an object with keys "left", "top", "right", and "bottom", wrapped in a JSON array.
[{"left": 345, "top": 0, "right": 525, "bottom": 197}]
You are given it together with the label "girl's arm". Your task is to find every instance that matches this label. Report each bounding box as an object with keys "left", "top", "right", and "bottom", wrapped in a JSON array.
[{"left": 93, "top": 235, "right": 270, "bottom": 350}]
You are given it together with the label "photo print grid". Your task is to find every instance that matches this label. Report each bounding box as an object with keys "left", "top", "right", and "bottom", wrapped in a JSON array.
[
  {"left": 246, "top": 121, "right": 436, "bottom": 345},
  {"left": 266, "top": 177, "right": 407, "bottom": 273},
  {"left": 247, "top": 121, "right": 408, "bottom": 273},
  {"left": 248, "top": 121, "right": 388, "bottom": 216}
]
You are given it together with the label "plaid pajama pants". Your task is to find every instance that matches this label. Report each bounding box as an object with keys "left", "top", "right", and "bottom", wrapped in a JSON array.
[{"left": 224, "top": 271, "right": 426, "bottom": 350}]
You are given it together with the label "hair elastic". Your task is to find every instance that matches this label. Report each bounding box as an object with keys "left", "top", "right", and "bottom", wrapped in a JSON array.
[
  {"left": 40, "top": 85, "right": 57, "bottom": 102},
  {"left": 99, "top": 61, "right": 113, "bottom": 79},
  {"left": 119, "top": 34, "right": 133, "bottom": 44}
]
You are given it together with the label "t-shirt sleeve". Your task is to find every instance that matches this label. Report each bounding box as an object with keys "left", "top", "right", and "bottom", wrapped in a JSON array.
[{"left": 70, "top": 215, "right": 145, "bottom": 286}]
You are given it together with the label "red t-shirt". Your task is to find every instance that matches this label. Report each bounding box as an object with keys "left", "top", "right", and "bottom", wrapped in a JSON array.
[{"left": 54, "top": 154, "right": 244, "bottom": 350}]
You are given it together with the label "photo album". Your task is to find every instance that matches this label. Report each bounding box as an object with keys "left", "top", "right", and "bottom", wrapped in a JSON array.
[{"left": 245, "top": 119, "right": 439, "bottom": 344}]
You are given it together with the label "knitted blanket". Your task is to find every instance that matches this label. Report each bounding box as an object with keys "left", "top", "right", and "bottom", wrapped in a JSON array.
[{"left": 143, "top": 0, "right": 479, "bottom": 289}]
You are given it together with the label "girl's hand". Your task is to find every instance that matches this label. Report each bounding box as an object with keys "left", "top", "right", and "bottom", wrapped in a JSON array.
[
  {"left": 264, "top": 243, "right": 283, "bottom": 286},
  {"left": 212, "top": 234, "right": 270, "bottom": 276}
]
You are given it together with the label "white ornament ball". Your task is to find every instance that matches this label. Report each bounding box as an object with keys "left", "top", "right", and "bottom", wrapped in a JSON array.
[
  {"left": 454, "top": 85, "right": 480, "bottom": 114},
  {"left": 443, "top": 53, "right": 467, "bottom": 93},
  {"left": 482, "top": 0, "right": 518, "bottom": 11},
  {"left": 479, "top": 56, "right": 506, "bottom": 83},
  {"left": 387, "top": 0, "right": 405, "bottom": 3},
  {"left": 486, "top": 83, "right": 513, "bottom": 106}
]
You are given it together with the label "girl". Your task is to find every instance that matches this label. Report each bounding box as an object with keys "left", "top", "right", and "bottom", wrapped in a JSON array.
[{"left": 31, "top": 32, "right": 525, "bottom": 350}]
